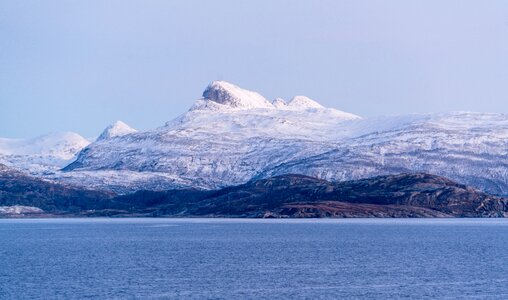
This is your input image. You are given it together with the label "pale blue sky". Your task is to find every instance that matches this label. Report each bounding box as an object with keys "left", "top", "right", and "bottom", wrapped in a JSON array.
[{"left": 1, "top": 0, "right": 507, "bottom": 138}]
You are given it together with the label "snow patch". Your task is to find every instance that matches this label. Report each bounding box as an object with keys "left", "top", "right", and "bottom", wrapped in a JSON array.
[{"left": 0, "top": 205, "right": 43, "bottom": 214}]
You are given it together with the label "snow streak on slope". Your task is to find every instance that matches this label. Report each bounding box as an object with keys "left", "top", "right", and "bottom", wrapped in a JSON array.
[{"left": 0, "top": 132, "right": 90, "bottom": 174}]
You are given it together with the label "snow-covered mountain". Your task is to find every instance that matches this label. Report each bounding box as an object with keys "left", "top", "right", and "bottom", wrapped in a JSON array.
[
  {"left": 96, "top": 120, "right": 137, "bottom": 141},
  {"left": 53, "top": 81, "right": 508, "bottom": 195},
  {"left": 0, "top": 132, "right": 90, "bottom": 174},
  {"left": 58, "top": 81, "right": 359, "bottom": 191}
]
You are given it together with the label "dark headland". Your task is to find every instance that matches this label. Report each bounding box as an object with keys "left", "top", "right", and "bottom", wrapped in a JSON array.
[{"left": 1, "top": 163, "right": 506, "bottom": 218}]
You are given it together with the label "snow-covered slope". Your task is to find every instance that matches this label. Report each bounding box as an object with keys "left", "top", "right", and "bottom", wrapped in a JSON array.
[
  {"left": 259, "top": 112, "right": 508, "bottom": 195},
  {"left": 97, "top": 121, "right": 137, "bottom": 141},
  {"left": 53, "top": 81, "right": 508, "bottom": 195},
  {"left": 0, "top": 132, "right": 90, "bottom": 174}
]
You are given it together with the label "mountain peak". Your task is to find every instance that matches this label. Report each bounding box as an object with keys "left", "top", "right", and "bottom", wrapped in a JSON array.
[
  {"left": 97, "top": 121, "right": 137, "bottom": 141},
  {"left": 0, "top": 131, "right": 90, "bottom": 167},
  {"left": 287, "top": 96, "right": 325, "bottom": 110},
  {"left": 201, "top": 81, "right": 273, "bottom": 109}
]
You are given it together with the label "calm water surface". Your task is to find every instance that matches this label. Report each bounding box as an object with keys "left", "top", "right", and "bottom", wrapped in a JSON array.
[{"left": 0, "top": 218, "right": 507, "bottom": 299}]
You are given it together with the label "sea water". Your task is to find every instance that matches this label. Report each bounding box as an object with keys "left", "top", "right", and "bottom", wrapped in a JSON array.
[{"left": 1, "top": 218, "right": 507, "bottom": 299}]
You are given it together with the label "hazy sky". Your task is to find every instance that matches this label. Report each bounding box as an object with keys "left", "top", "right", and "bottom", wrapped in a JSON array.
[{"left": 1, "top": 1, "right": 508, "bottom": 138}]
